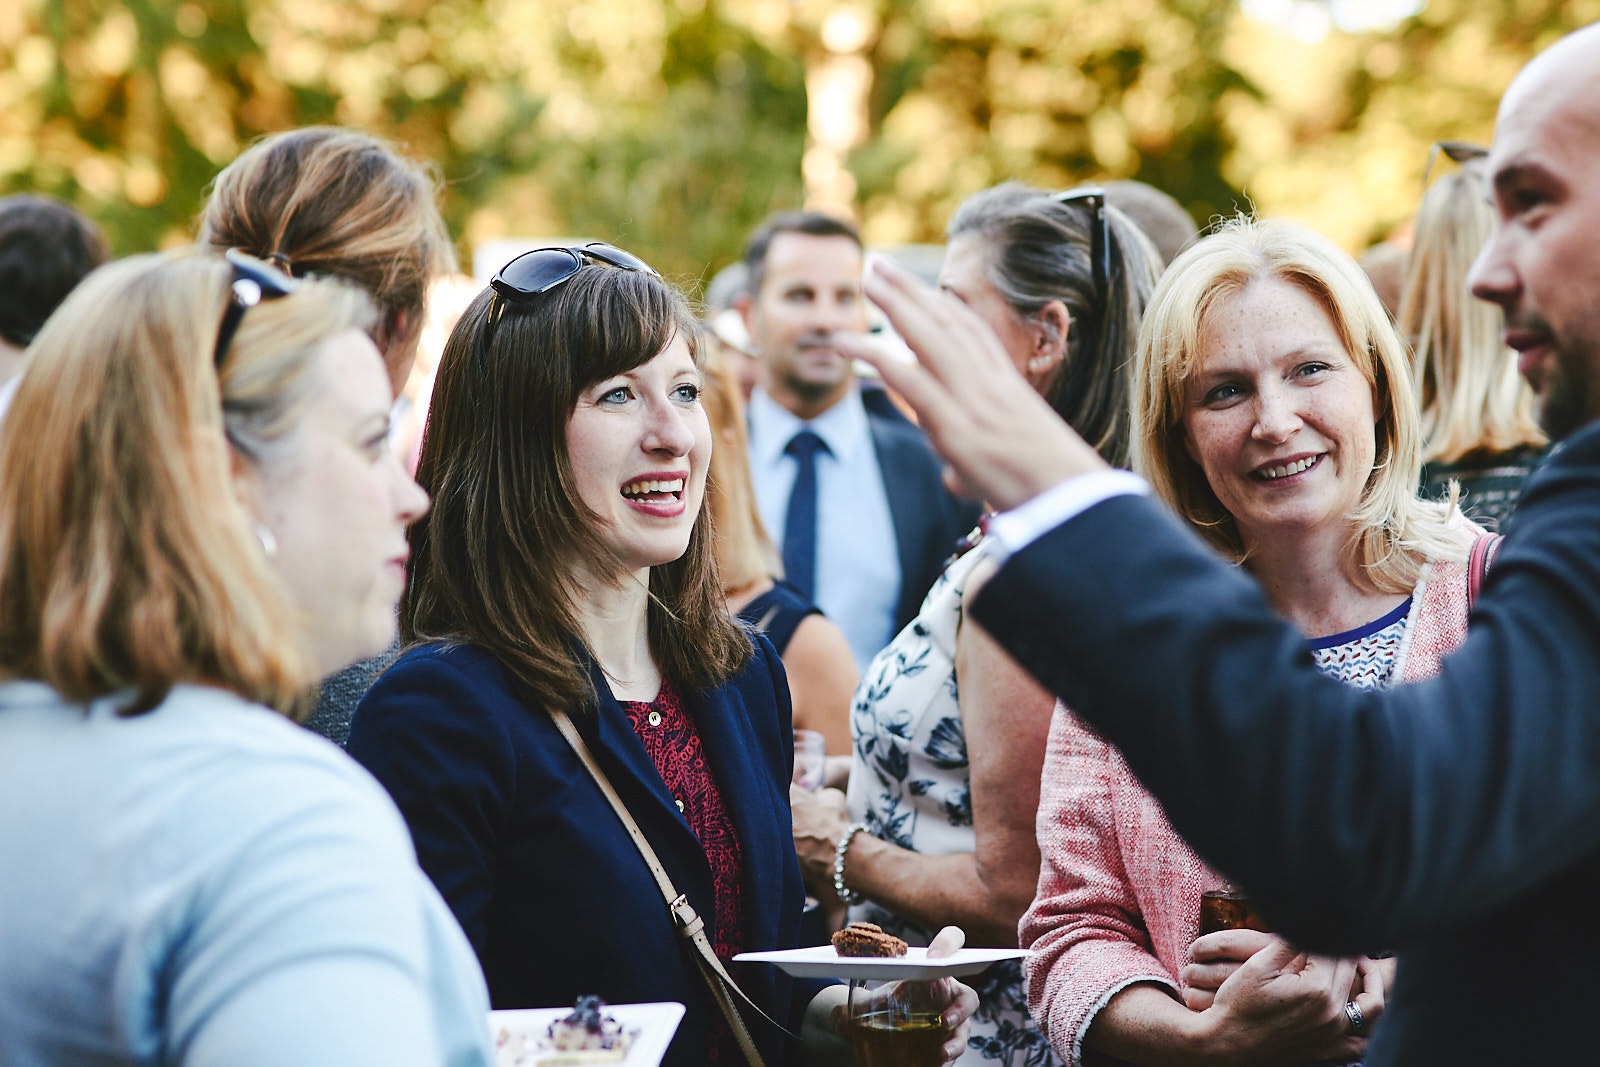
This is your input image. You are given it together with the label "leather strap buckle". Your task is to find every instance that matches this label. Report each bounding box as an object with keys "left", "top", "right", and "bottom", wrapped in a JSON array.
[{"left": 670, "top": 893, "right": 705, "bottom": 940}]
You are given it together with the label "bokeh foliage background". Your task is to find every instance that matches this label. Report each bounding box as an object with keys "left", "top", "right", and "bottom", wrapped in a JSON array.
[{"left": 1, "top": 0, "right": 1594, "bottom": 288}]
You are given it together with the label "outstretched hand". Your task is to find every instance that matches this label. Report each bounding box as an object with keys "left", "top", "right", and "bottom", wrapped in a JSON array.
[{"left": 837, "top": 259, "right": 1107, "bottom": 510}]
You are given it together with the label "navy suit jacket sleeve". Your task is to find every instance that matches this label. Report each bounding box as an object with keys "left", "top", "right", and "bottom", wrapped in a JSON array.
[{"left": 970, "top": 425, "right": 1600, "bottom": 953}]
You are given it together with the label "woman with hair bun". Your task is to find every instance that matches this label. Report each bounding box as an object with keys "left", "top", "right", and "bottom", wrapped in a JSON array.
[
  {"left": 200, "top": 125, "right": 458, "bottom": 742},
  {"left": 199, "top": 125, "right": 456, "bottom": 396}
]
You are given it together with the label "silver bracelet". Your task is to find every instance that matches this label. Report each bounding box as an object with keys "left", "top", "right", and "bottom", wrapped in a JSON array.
[{"left": 834, "top": 823, "right": 868, "bottom": 905}]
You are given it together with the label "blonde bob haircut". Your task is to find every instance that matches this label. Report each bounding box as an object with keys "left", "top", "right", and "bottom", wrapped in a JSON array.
[
  {"left": 1131, "top": 216, "right": 1466, "bottom": 592},
  {"left": 1398, "top": 159, "right": 1545, "bottom": 464},
  {"left": 0, "top": 250, "right": 377, "bottom": 717}
]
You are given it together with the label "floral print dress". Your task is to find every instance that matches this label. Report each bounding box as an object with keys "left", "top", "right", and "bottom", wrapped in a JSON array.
[{"left": 846, "top": 537, "right": 1060, "bottom": 1066}]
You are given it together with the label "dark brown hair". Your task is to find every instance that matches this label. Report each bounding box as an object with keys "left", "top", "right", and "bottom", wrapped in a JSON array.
[
  {"left": 0, "top": 194, "right": 108, "bottom": 348},
  {"left": 404, "top": 265, "right": 751, "bottom": 711},
  {"left": 743, "top": 210, "right": 861, "bottom": 298}
]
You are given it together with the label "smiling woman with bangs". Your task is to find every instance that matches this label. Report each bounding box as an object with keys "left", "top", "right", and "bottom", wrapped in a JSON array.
[{"left": 346, "top": 244, "right": 978, "bottom": 1067}]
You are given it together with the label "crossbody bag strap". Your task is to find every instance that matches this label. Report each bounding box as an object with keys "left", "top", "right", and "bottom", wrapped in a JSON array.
[
  {"left": 1468, "top": 531, "right": 1504, "bottom": 607},
  {"left": 547, "top": 707, "right": 792, "bottom": 1065}
]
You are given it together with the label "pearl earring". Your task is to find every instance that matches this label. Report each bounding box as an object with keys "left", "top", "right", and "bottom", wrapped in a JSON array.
[
  {"left": 1027, "top": 351, "right": 1061, "bottom": 375},
  {"left": 254, "top": 524, "right": 278, "bottom": 559}
]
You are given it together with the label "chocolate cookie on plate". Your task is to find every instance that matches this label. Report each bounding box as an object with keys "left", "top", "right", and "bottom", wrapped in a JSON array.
[{"left": 830, "top": 921, "right": 909, "bottom": 958}]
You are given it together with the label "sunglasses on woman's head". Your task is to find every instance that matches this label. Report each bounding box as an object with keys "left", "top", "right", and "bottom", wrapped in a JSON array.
[
  {"left": 1052, "top": 187, "right": 1111, "bottom": 306},
  {"left": 1050, "top": 187, "right": 1112, "bottom": 362},
  {"left": 214, "top": 249, "right": 298, "bottom": 368},
  {"left": 484, "top": 243, "right": 659, "bottom": 346},
  {"left": 490, "top": 242, "right": 659, "bottom": 305}
]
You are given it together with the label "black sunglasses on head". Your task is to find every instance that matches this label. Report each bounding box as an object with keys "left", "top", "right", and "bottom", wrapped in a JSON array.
[
  {"left": 1423, "top": 140, "right": 1489, "bottom": 189},
  {"left": 214, "top": 248, "right": 298, "bottom": 367},
  {"left": 1052, "top": 187, "right": 1111, "bottom": 308},
  {"left": 490, "top": 242, "right": 659, "bottom": 304},
  {"left": 484, "top": 242, "right": 659, "bottom": 345}
]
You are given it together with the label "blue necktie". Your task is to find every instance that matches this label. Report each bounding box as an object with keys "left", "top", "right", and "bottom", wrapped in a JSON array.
[{"left": 782, "top": 430, "right": 828, "bottom": 601}]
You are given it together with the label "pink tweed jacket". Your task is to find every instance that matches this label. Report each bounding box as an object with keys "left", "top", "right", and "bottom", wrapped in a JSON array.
[{"left": 1020, "top": 550, "right": 1480, "bottom": 1067}]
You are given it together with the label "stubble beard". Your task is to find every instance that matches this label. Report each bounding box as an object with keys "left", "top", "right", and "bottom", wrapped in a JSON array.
[{"left": 1537, "top": 337, "right": 1600, "bottom": 443}]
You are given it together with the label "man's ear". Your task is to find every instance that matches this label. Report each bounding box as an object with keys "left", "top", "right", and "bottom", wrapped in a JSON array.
[{"left": 734, "top": 292, "right": 759, "bottom": 352}]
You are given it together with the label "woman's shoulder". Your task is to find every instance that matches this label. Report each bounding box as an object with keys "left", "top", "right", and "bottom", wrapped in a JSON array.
[
  {"left": 350, "top": 641, "right": 540, "bottom": 760},
  {"left": 1421, "top": 514, "right": 1493, "bottom": 590},
  {"left": 73, "top": 685, "right": 417, "bottom": 856},
  {"left": 367, "top": 641, "right": 524, "bottom": 705},
  {"left": 732, "top": 625, "right": 784, "bottom": 684},
  {"left": 741, "top": 578, "right": 814, "bottom": 617},
  {"left": 1399, "top": 525, "right": 1488, "bottom": 682},
  {"left": 737, "top": 579, "right": 820, "bottom": 654}
]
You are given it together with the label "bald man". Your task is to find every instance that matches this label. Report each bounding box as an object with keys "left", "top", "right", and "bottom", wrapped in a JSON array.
[{"left": 841, "top": 24, "right": 1600, "bottom": 1064}]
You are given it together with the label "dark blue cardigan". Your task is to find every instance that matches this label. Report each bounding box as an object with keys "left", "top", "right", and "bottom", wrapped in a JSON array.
[{"left": 347, "top": 634, "right": 827, "bottom": 1066}]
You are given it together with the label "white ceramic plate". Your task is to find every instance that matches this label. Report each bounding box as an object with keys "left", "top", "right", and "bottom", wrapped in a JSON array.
[
  {"left": 490, "top": 1001, "right": 685, "bottom": 1066},
  {"left": 732, "top": 945, "right": 1027, "bottom": 981}
]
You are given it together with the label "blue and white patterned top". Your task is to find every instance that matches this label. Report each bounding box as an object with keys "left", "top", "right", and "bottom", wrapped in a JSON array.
[
  {"left": 1309, "top": 597, "right": 1413, "bottom": 690},
  {"left": 846, "top": 537, "right": 1061, "bottom": 1067}
]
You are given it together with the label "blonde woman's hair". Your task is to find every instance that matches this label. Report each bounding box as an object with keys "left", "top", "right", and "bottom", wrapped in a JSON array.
[
  {"left": 1131, "top": 216, "right": 1467, "bottom": 593},
  {"left": 198, "top": 126, "right": 455, "bottom": 388},
  {"left": 0, "top": 250, "right": 376, "bottom": 716},
  {"left": 1398, "top": 160, "right": 1545, "bottom": 464},
  {"left": 700, "top": 329, "right": 780, "bottom": 592}
]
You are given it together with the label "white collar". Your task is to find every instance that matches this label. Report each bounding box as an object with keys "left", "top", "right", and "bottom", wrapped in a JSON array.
[{"left": 748, "top": 386, "right": 869, "bottom": 468}]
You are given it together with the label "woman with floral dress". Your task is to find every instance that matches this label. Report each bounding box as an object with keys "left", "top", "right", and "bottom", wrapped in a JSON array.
[{"left": 791, "top": 183, "right": 1162, "bottom": 1065}]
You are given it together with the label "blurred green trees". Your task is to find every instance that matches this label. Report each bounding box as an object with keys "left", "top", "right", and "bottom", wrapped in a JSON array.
[{"left": 1, "top": 0, "right": 1594, "bottom": 285}]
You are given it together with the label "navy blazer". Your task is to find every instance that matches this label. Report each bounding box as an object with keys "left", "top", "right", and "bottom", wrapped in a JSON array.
[
  {"left": 867, "top": 404, "right": 982, "bottom": 632},
  {"left": 971, "top": 423, "right": 1600, "bottom": 1064},
  {"left": 347, "top": 635, "right": 828, "bottom": 1066}
]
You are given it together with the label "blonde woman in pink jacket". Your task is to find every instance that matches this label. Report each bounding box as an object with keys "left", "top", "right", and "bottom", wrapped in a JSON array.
[{"left": 1021, "top": 218, "right": 1490, "bottom": 1066}]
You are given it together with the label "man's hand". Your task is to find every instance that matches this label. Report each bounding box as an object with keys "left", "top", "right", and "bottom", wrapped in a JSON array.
[
  {"left": 1181, "top": 929, "right": 1277, "bottom": 1011},
  {"left": 1194, "top": 936, "right": 1380, "bottom": 1064},
  {"left": 838, "top": 259, "right": 1108, "bottom": 510}
]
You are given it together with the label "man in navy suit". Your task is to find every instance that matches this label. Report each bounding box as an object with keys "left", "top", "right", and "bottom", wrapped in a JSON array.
[
  {"left": 838, "top": 24, "right": 1600, "bottom": 1063},
  {"left": 738, "top": 211, "right": 975, "bottom": 668}
]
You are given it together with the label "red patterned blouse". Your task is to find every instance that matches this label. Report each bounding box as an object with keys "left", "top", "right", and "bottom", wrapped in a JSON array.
[{"left": 619, "top": 683, "right": 748, "bottom": 1063}]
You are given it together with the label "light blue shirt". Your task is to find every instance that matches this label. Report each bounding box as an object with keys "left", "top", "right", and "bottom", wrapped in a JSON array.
[
  {"left": 0, "top": 681, "right": 492, "bottom": 1067},
  {"left": 748, "top": 386, "right": 901, "bottom": 668}
]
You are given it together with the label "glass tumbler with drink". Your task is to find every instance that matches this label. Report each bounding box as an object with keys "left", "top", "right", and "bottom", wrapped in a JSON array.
[
  {"left": 846, "top": 977, "right": 952, "bottom": 1066},
  {"left": 1197, "top": 879, "right": 1271, "bottom": 936}
]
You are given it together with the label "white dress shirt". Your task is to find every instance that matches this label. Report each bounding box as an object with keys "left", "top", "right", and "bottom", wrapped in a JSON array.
[
  {"left": 747, "top": 386, "right": 901, "bottom": 669},
  {"left": 985, "top": 470, "right": 1151, "bottom": 561}
]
